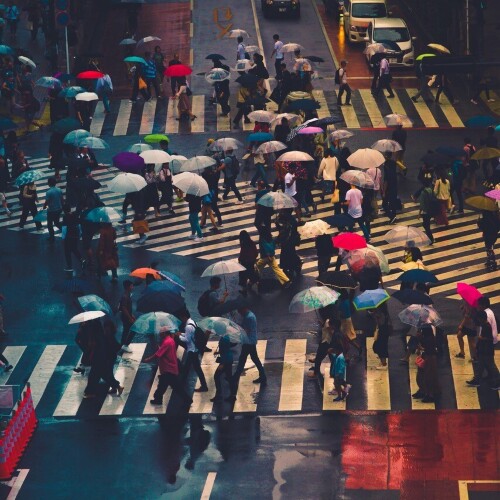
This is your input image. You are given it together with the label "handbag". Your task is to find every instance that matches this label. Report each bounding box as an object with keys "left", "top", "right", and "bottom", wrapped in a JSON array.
[
  {"left": 132, "top": 219, "right": 149, "bottom": 234},
  {"left": 138, "top": 77, "right": 147, "bottom": 90},
  {"left": 330, "top": 188, "right": 340, "bottom": 204},
  {"left": 415, "top": 355, "right": 426, "bottom": 369}
]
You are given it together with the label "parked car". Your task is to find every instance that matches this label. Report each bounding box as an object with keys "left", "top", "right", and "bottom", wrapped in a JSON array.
[
  {"left": 323, "top": 0, "right": 344, "bottom": 19},
  {"left": 261, "top": 0, "right": 301, "bottom": 18},
  {"left": 342, "top": 0, "right": 389, "bottom": 43}
]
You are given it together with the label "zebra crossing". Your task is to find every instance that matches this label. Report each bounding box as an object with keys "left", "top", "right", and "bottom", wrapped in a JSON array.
[
  {"left": 87, "top": 87, "right": 467, "bottom": 138},
  {"left": 2, "top": 156, "right": 499, "bottom": 305},
  {"left": 1, "top": 337, "right": 498, "bottom": 419}
]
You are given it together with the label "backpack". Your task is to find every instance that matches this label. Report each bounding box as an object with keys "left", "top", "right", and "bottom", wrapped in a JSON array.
[
  {"left": 334, "top": 68, "right": 341, "bottom": 85},
  {"left": 197, "top": 290, "right": 211, "bottom": 317},
  {"left": 194, "top": 325, "right": 208, "bottom": 352},
  {"left": 464, "top": 144, "right": 479, "bottom": 170},
  {"left": 230, "top": 156, "right": 240, "bottom": 176}
]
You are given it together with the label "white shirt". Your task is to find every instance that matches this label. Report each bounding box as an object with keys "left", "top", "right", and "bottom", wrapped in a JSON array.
[
  {"left": 237, "top": 43, "right": 246, "bottom": 60},
  {"left": 485, "top": 308, "right": 498, "bottom": 344},
  {"left": 274, "top": 40, "right": 284, "bottom": 59},
  {"left": 345, "top": 188, "right": 363, "bottom": 218},
  {"left": 284, "top": 172, "right": 297, "bottom": 197},
  {"left": 179, "top": 319, "right": 197, "bottom": 352},
  {"left": 339, "top": 68, "right": 347, "bottom": 85},
  {"left": 380, "top": 58, "right": 390, "bottom": 76}
]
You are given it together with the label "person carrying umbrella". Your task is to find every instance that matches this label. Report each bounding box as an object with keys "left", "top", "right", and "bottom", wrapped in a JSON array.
[
  {"left": 221, "top": 156, "right": 244, "bottom": 203},
  {"left": 374, "top": 55, "right": 395, "bottom": 99},
  {"left": 61, "top": 204, "right": 84, "bottom": 272},
  {"left": 129, "top": 63, "right": 150, "bottom": 103},
  {"left": 455, "top": 300, "right": 477, "bottom": 361},
  {"left": 276, "top": 209, "right": 302, "bottom": 281},
  {"left": 336, "top": 60, "right": 352, "bottom": 106},
  {"left": 18, "top": 180, "right": 42, "bottom": 230},
  {"left": 232, "top": 85, "right": 252, "bottom": 128},
  {"left": 371, "top": 303, "right": 392, "bottom": 370},
  {"left": 143, "top": 51, "right": 163, "bottom": 100},
  {"left": 43, "top": 176, "right": 64, "bottom": 242},
  {"left": 213, "top": 60, "right": 231, "bottom": 116},
  {"left": 157, "top": 163, "right": 175, "bottom": 215},
  {"left": 317, "top": 149, "right": 339, "bottom": 202},
  {"left": 97, "top": 222, "right": 119, "bottom": 282},
  {"left": 477, "top": 208, "right": 500, "bottom": 271},
  {"left": 210, "top": 335, "right": 237, "bottom": 403},
  {"left": 381, "top": 152, "right": 399, "bottom": 224},
  {"left": 186, "top": 193, "right": 203, "bottom": 242},
  {"left": 342, "top": 183, "right": 370, "bottom": 241},
  {"left": 417, "top": 179, "right": 437, "bottom": 244},
  {"left": 238, "top": 230, "right": 259, "bottom": 294},
  {"left": 119, "top": 280, "right": 135, "bottom": 353},
  {"left": 413, "top": 324, "right": 441, "bottom": 403},
  {"left": 173, "top": 76, "right": 196, "bottom": 121},
  {"left": 95, "top": 73, "right": 113, "bottom": 114}
]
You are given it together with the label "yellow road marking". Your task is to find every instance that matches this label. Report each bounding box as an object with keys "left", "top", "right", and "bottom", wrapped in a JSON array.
[
  {"left": 312, "top": 89, "right": 330, "bottom": 119},
  {"left": 190, "top": 95, "right": 205, "bottom": 133},
  {"left": 216, "top": 104, "right": 231, "bottom": 131}
]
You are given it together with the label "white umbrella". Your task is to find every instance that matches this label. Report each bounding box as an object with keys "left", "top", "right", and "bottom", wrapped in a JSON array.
[
  {"left": 63, "top": 129, "right": 91, "bottom": 145},
  {"left": 79, "top": 137, "right": 109, "bottom": 149},
  {"left": 107, "top": 173, "right": 147, "bottom": 194},
  {"left": 363, "top": 43, "right": 387, "bottom": 55},
  {"left": 75, "top": 92, "right": 99, "bottom": 102},
  {"left": 255, "top": 141, "right": 287, "bottom": 154},
  {"left": 384, "top": 113, "right": 413, "bottom": 127},
  {"left": 210, "top": 138, "right": 243, "bottom": 151},
  {"left": 232, "top": 59, "right": 254, "bottom": 72},
  {"left": 228, "top": 29, "right": 250, "bottom": 38},
  {"left": 248, "top": 110, "right": 274, "bottom": 123},
  {"left": 201, "top": 260, "right": 246, "bottom": 277},
  {"left": 245, "top": 45, "right": 260, "bottom": 53},
  {"left": 127, "top": 143, "right": 153, "bottom": 154},
  {"left": 257, "top": 191, "right": 297, "bottom": 210},
  {"left": 119, "top": 38, "right": 137, "bottom": 46},
  {"left": 168, "top": 155, "right": 188, "bottom": 174},
  {"left": 68, "top": 310, "right": 105, "bottom": 325},
  {"left": 340, "top": 170, "right": 375, "bottom": 189},
  {"left": 205, "top": 68, "right": 230, "bottom": 84},
  {"left": 18, "top": 56, "right": 36, "bottom": 68},
  {"left": 172, "top": 172, "right": 209, "bottom": 196},
  {"left": 180, "top": 155, "right": 216, "bottom": 172},
  {"left": 140, "top": 150, "right": 171, "bottom": 164},
  {"left": 371, "top": 139, "right": 402, "bottom": 153},
  {"left": 271, "top": 113, "right": 301, "bottom": 126},
  {"left": 347, "top": 148, "right": 385, "bottom": 170},
  {"left": 276, "top": 151, "right": 314, "bottom": 162},
  {"left": 385, "top": 226, "right": 431, "bottom": 246},
  {"left": 137, "top": 36, "right": 161, "bottom": 46},
  {"left": 298, "top": 220, "right": 331, "bottom": 239},
  {"left": 281, "top": 43, "right": 305, "bottom": 53},
  {"left": 330, "top": 129, "right": 354, "bottom": 140}
]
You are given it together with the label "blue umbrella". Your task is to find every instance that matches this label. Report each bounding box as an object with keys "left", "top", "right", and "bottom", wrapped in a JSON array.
[
  {"left": 464, "top": 115, "right": 498, "bottom": 128},
  {"left": 435, "top": 146, "right": 465, "bottom": 157},
  {"left": 36, "top": 76, "right": 61, "bottom": 88},
  {"left": 353, "top": 289, "right": 390, "bottom": 311},
  {"left": 59, "top": 86, "right": 86, "bottom": 98},
  {"left": 78, "top": 294, "right": 113, "bottom": 316},
  {"left": 143, "top": 280, "right": 183, "bottom": 296},
  {"left": 124, "top": 56, "right": 147, "bottom": 65},
  {"left": 14, "top": 170, "right": 42, "bottom": 187},
  {"left": 398, "top": 269, "right": 438, "bottom": 283},
  {"left": 248, "top": 132, "right": 273, "bottom": 143},
  {"left": 136, "top": 290, "right": 185, "bottom": 314},
  {"left": 0, "top": 45, "right": 13, "bottom": 55}
]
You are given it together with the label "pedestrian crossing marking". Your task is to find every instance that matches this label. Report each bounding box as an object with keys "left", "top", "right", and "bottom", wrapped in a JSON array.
[
  {"left": 113, "top": 100, "right": 132, "bottom": 136},
  {"left": 216, "top": 104, "right": 231, "bottom": 132},
  {"left": 359, "top": 89, "right": 385, "bottom": 128},
  {"left": 323, "top": 366, "right": 346, "bottom": 410},
  {"left": 408, "top": 352, "right": 435, "bottom": 410},
  {"left": 405, "top": 89, "right": 439, "bottom": 128},
  {"left": 334, "top": 90, "right": 360, "bottom": 128},
  {"left": 191, "top": 95, "right": 205, "bottom": 134},
  {"left": 190, "top": 341, "right": 219, "bottom": 414},
  {"left": 366, "top": 337, "right": 391, "bottom": 410},
  {"left": 99, "top": 343, "right": 147, "bottom": 416},
  {"left": 0, "top": 346, "right": 26, "bottom": 385},
  {"left": 166, "top": 98, "right": 179, "bottom": 134},
  {"left": 242, "top": 116, "right": 254, "bottom": 131},
  {"left": 430, "top": 89, "right": 464, "bottom": 127},
  {"left": 28, "top": 345, "right": 66, "bottom": 409},
  {"left": 278, "top": 339, "right": 307, "bottom": 412},
  {"left": 233, "top": 340, "right": 267, "bottom": 413},
  {"left": 90, "top": 102, "right": 106, "bottom": 136},
  {"left": 312, "top": 89, "right": 330, "bottom": 120},
  {"left": 387, "top": 91, "right": 414, "bottom": 128},
  {"left": 54, "top": 355, "right": 87, "bottom": 417},
  {"left": 139, "top": 99, "right": 157, "bottom": 135}
]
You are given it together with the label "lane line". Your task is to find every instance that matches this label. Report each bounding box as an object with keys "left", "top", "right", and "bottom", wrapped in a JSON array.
[
  {"left": 278, "top": 339, "right": 306, "bottom": 411},
  {"left": 312, "top": 89, "right": 331, "bottom": 119},
  {"left": 190, "top": 341, "right": 219, "bottom": 414},
  {"left": 359, "top": 89, "right": 385, "bottom": 128},
  {"left": 54, "top": 355, "right": 87, "bottom": 417},
  {"left": 90, "top": 101, "right": 106, "bottom": 136},
  {"left": 139, "top": 99, "right": 157, "bottom": 135},
  {"left": 365, "top": 337, "right": 391, "bottom": 410},
  {"left": 113, "top": 100, "right": 133, "bottom": 136},
  {"left": 191, "top": 95, "right": 205, "bottom": 133},
  {"left": 386, "top": 91, "right": 414, "bottom": 128},
  {"left": 200, "top": 472, "right": 217, "bottom": 500},
  {"left": 216, "top": 104, "right": 231, "bottom": 132},
  {"left": 0, "top": 347, "right": 26, "bottom": 385},
  {"left": 311, "top": 0, "right": 339, "bottom": 69},
  {"left": 6, "top": 469, "right": 29, "bottom": 500}
]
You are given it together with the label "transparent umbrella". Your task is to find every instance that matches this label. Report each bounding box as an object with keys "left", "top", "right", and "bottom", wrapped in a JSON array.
[
  {"left": 209, "top": 138, "right": 242, "bottom": 152},
  {"left": 172, "top": 172, "right": 209, "bottom": 196},
  {"left": 79, "top": 137, "right": 109, "bottom": 149},
  {"left": 130, "top": 312, "right": 181, "bottom": 334},
  {"left": 289, "top": 286, "right": 340, "bottom": 313},
  {"left": 255, "top": 141, "right": 287, "bottom": 154},
  {"left": 85, "top": 206, "right": 122, "bottom": 223},
  {"left": 127, "top": 143, "right": 153, "bottom": 154},
  {"left": 371, "top": 139, "right": 403, "bottom": 153},
  {"left": 257, "top": 191, "right": 297, "bottom": 210},
  {"left": 180, "top": 156, "right": 216, "bottom": 172},
  {"left": 385, "top": 226, "right": 431, "bottom": 247},
  {"left": 398, "top": 305, "right": 442, "bottom": 328},
  {"left": 330, "top": 129, "right": 354, "bottom": 141},
  {"left": 78, "top": 294, "right": 113, "bottom": 316},
  {"left": 63, "top": 129, "right": 91, "bottom": 146},
  {"left": 198, "top": 317, "right": 249, "bottom": 344}
]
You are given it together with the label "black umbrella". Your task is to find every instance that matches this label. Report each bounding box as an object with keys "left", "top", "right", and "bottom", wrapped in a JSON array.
[
  {"left": 392, "top": 289, "right": 433, "bottom": 305},
  {"left": 206, "top": 53, "right": 226, "bottom": 60},
  {"left": 316, "top": 271, "right": 357, "bottom": 289},
  {"left": 236, "top": 74, "right": 259, "bottom": 88},
  {"left": 286, "top": 99, "right": 321, "bottom": 111},
  {"left": 420, "top": 152, "right": 450, "bottom": 166},
  {"left": 314, "top": 116, "right": 343, "bottom": 126},
  {"left": 324, "top": 214, "right": 354, "bottom": 228},
  {"left": 137, "top": 290, "right": 185, "bottom": 314},
  {"left": 304, "top": 55, "right": 324, "bottom": 63}
]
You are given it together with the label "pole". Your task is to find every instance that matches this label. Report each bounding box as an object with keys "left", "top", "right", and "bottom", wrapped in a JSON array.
[
  {"left": 65, "top": 26, "right": 70, "bottom": 73},
  {"left": 465, "top": 0, "right": 470, "bottom": 55}
]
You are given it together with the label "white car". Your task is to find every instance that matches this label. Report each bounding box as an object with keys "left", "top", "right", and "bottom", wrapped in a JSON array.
[
  {"left": 342, "top": 0, "right": 389, "bottom": 43},
  {"left": 365, "top": 18, "right": 415, "bottom": 68}
]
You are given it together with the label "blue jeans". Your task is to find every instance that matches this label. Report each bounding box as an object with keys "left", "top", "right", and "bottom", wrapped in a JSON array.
[
  {"left": 189, "top": 212, "right": 202, "bottom": 237},
  {"left": 102, "top": 92, "right": 111, "bottom": 113},
  {"left": 251, "top": 163, "right": 269, "bottom": 188},
  {"left": 349, "top": 215, "right": 370, "bottom": 240}
]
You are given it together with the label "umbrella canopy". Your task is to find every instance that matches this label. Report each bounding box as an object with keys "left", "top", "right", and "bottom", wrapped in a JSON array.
[
  {"left": 124, "top": 56, "right": 147, "bottom": 65},
  {"left": 140, "top": 149, "right": 171, "bottom": 164},
  {"left": 180, "top": 155, "right": 216, "bottom": 172},
  {"left": 298, "top": 220, "right": 331, "bottom": 239},
  {"left": 465, "top": 195, "right": 498, "bottom": 212},
  {"left": 333, "top": 233, "right": 367, "bottom": 251},
  {"left": 137, "top": 36, "right": 161, "bottom": 46},
  {"left": 18, "top": 56, "right": 36, "bottom": 68},
  {"left": 76, "top": 70, "right": 105, "bottom": 79},
  {"left": 0, "top": 117, "right": 17, "bottom": 131},
  {"left": 398, "top": 269, "right": 438, "bottom": 283},
  {"left": 345, "top": 244, "right": 390, "bottom": 274},
  {"left": 119, "top": 38, "right": 137, "bottom": 46},
  {"left": 348, "top": 148, "right": 385, "bottom": 169},
  {"left": 255, "top": 141, "right": 287, "bottom": 154},
  {"left": 130, "top": 268, "right": 162, "bottom": 280},
  {"left": 228, "top": 29, "right": 250, "bottom": 38},
  {"left": 276, "top": 151, "right": 314, "bottom": 162},
  {"left": 271, "top": 113, "right": 301, "bottom": 126},
  {"left": 205, "top": 68, "right": 230, "bottom": 84},
  {"left": 85, "top": 206, "right": 122, "bottom": 223},
  {"left": 78, "top": 294, "right": 113, "bottom": 316},
  {"left": 75, "top": 92, "right": 99, "bottom": 102},
  {"left": 353, "top": 289, "right": 390, "bottom": 311},
  {"left": 399, "top": 261, "right": 428, "bottom": 272},
  {"left": 136, "top": 290, "right": 185, "bottom": 314},
  {"left": 315, "top": 116, "right": 343, "bottom": 126},
  {"left": 13, "top": 170, "right": 43, "bottom": 187},
  {"left": 281, "top": 43, "right": 304, "bottom": 52},
  {"left": 158, "top": 271, "right": 186, "bottom": 291},
  {"left": 245, "top": 45, "right": 261, "bottom": 53},
  {"left": 63, "top": 129, "right": 91, "bottom": 145},
  {"left": 53, "top": 117, "right": 81, "bottom": 135},
  {"left": 427, "top": 43, "right": 451, "bottom": 54},
  {"left": 485, "top": 189, "right": 500, "bottom": 201},
  {"left": 108, "top": 172, "right": 147, "bottom": 194},
  {"left": 36, "top": 76, "right": 61, "bottom": 88},
  {"left": 198, "top": 317, "right": 249, "bottom": 344},
  {"left": 206, "top": 53, "right": 226, "bottom": 60},
  {"left": 201, "top": 260, "right": 246, "bottom": 277},
  {"left": 248, "top": 132, "right": 273, "bottom": 143},
  {"left": 172, "top": 172, "right": 209, "bottom": 196},
  {"left": 289, "top": 286, "right": 340, "bottom": 313},
  {"left": 164, "top": 64, "right": 192, "bottom": 77},
  {"left": 144, "top": 134, "right": 169, "bottom": 144},
  {"left": 0, "top": 44, "right": 13, "bottom": 55},
  {"left": 257, "top": 191, "right": 297, "bottom": 210},
  {"left": 127, "top": 143, "right": 153, "bottom": 154},
  {"left": 384, "top": 113, "right": 413, "bottom": 127},
  {"left": 340, "top": 170, "right": 375, "bottom": 189},
  {"left": 209, "top": 138, "right": 242, "bottom": 152},
  {"left": 168, "top": 155, "right": 188, "bottom": 174},
  {"left": 392, "top": 289, "right": 433, "bottom": 306},
  {"left": 79, "top": 137, "right": 109, "bottom": 149},
  {"left": 145, "top": 279, "right": 184, "bottom": 296},
  {"left": 398, "top": 305, "right": 442, "bottom": 328},
  {"left": 316, "top": 271, "right": 357, "bottom": 289},
  {"left": 330, "top": 129, "right": 354, "bottom": 140},
  {"left": 323, "top": 214, "right": 355, "bottom": 229},
  {"left": 235, "top": 71, "right": 258, "bottom": 84},
  {"left": 113, "top": 152, "right": 145, "bottom": 173},
  {"left": 371, "top": 139, "right": 402, "bottom": 153},
  {"left": 286, "top": 99, "right": 320, "bottom": 111},
  {"left": 385, "top": 226, "right": 431, "bottom": 246},
  {"left": 59, "top": 86, "right": 86, "bottom": 98},
  {"left": 471, "top": 147, "right": 500, "bottom": 160},
  {"left": 435, "top": 146, "right": 465, "bottom": 157},
  {"left": 456, "top": 282, "right": 483, "bottom": 307},
  {"left": 130, "top": 312, "right": 181, "bottom": 334},
  {"left": 248, "top": 110, "right": 275, "bottom": 123},
  {"left": 68, "top": 310, "right": 105, "bottom": 325},
  {"left": 298, "top": 126, "right": 324, "bottom": 135},
  {"left": 464, "top": 115, "right": 497, "bottom": 128},
  {"left": 416, "top": 53, "right": 437, "bottom": 61}
]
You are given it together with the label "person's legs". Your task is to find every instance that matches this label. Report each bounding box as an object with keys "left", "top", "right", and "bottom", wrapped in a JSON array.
[
  {"left": 317, "top": 255, "right": 331, "bottom": 276},
  {"left": 190, "top": 352, "right": 208, "bottom": 389},
  {"left": 47, "top": 211, "right": 56, "bottom": 239},
  {"left": 152, "top": 373, "right": 169, "bottom": 402},
  {"left": 270, "top": 257, "right": 290, "bottom": 285},
  {"left": 248, "top": 345, "right": 266, "bottom": 380},
  {"left": 19, "top": 204, "right": 29, "bottom": 227},
  {"left": 422, "top": 214, "right": 434, "bottom": 243},
  {"left": 344, "top": 84, "right": 352, "bottom": 105},
  {"left": 189, "top": 213, "right": 203, "bottom": 237},
  {"left": 314, "top": 342, "right": 330, "bottom": 376},
  {"left": 234, "top": 344, "right": 250, "bottom": 378},
  {"left": 356, "top": 217, "right": 370, "bottom": 240},
  {"left": 337, "top": 85, "right": 345, "bottom": 105},
  {"left": 229, "top": 178, "right": 243, "bottom": 201}
]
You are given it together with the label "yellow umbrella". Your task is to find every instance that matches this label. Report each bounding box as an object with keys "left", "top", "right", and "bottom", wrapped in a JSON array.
[
  {"left": 465, "top": 196, "right": 498, "bottom": 212},
  {"left": 398, "top": 261, "right": 428, "bottom": 272},
  {"left": 471, "top": 147, "right": 500, "bottom": 161},
  {"left": 427, "top": 43, "right": 451, "bottom": 54}
]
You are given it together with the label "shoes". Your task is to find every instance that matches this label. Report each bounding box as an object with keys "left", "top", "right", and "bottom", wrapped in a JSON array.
[
  {"left": 303, "top": 213, "right": 311, "bottom": 218},
  {"left": 345, "top": 384, "right": 352, "bottom": 396},
  {"left": 236, "top": 199, "right": 245, "bottom": 204},
  {"left": 189, "top": 234, "right": 196, "bottom": 239},
  {"left": 253, "top": 378, "right": 267, "bottom": 385},
  {"left": 389, "top": 216, "right": 397, "bottom": 224},
  {"left": 375, "top": 364, "right": 388, "bottom": 370},
  {"left": 193, "top": 236, "right": 204, "bottom": 242},
  {"left": 470, "top": 99, "right": 478, "bottom": 105},
  {"left": 412, "top": 391, "right": 423, "bottom": 399},
  {"left": 194, "top": 386, "right": 209, "bottom": 392},
  {"left": 150, "top": 399, "right": 162, "bottom": 405},
  {"left": 282, "top": 280, "right": 292, "bottom": 289},
  {"left": 487, "top": 98, "right": 495, "bottom": 102},
  {"left": 121, "top": 345, "right": 132, "bottom": 353},
  {"left": 449, "top": 205, "right": 455, "bottom": 214},
  {"left": 332, "top": 395, "right": 344, "bottom": 402},
  {"left": 4, "top": 365, "right": 12, "bottom": 372},
  {"left": 455, "top": 352, "right": 465, "bottom": 359},
  {"left": 244, "top": 118, "right": 251, "bottom": 124},
  {"left": 466, "top": 379, "right": 480, "bottom": 387},
  {"left": 108, "top": 388, "right": 117, "bottom": 395},
  {"left": 387, "top": 94, "right": 395, "bottom": 98},
  {"left": 313, "top": 203, "right": 318, "bottom": 214}
]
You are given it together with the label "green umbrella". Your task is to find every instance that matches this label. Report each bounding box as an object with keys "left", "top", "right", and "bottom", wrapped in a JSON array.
[
  {"left": 289, "top": 286, "right": 340, "bottom": 313},
  {"left": 144, "top": 134, "right": 170, "bottom": 144},
  {"left": 416, "top": 53, "right": 436, "bottom": 61},
  {"left": 124, "top": 56, "right": 147, "bottom": 65},
  {"left": 59, "top": 86, "right": 85, "bottom": 98},
  {"left": 14, "top": 170, "right": 43, "bottom": 187},
  {"left": 53, "top": 117, "right": 81, "bottom": 135}
]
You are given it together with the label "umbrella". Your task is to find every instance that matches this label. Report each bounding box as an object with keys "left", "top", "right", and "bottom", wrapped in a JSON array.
[
  {"left": 392, "top": 289, "right": 433, "bottom": 306},
  {"left": 85, "top": 206, "right": 122, "bottom": 223},
  {"left": 180, "top": 155, "right": 216, "bottom": 172},
  {"left": 144, "top": 280, "right": 183, "bottom": 296},
  {"left": 333, "top": 233, "right": 366, "bottom": 251},
  {"left": 416, "top": 53, "right": 437, "bottom": 61},
  {"left": 385, "top": 226, "right": 431, "bottom": 247},
  {"left": 371, "top": 139, "right": 402, "bottom": 153},
  {"left": 471, "top": 147, "right": 500, "bottom": 160},
  {"left": 316, "top": 271, "right": 357, "bottom": 289},
  {"left": 201, "top": 260, "right": 246, "bottom": 278},
  {"left": 384, "top": 113, "right": 412, "bottom": 127},
  {"left": 78, "top": 294, "right": 113, "bottom": 316},
  {"left": 420, "top": 151, "right": 450, "bottom": 166},
  {"left": 63, "top": 129, "right": 91, "bottom": 145},
  {"left": 127, "top": 143, "right": 153, "bottom": 154},
  {"left": 398, "top": 269, "right": 438, "bottom": 283},
  {"left": 172, "top": 172, "right": 209, "bottom": 196},
  {"left": 54, "top": 72, "right": 74, "bottom": 82},
  {"left": 205, "top": 68, "right": 230, "bottom": 84},
  {"left": 330, "top": 129, "right": 354, "bottom": 140},
  {"left": 53, "top": 278, "right": 92, "bottom": 294},
  {"left": 276, "top": 151, "right": 314, "bottom": 162},
  {"left": 248, "top": 132, "right": 273, "bottom": 143},
  {"left": 464, "top": 115, "right": 497, "bottom": 128},
  {"left": 346, "top": 245, "right": 390, "bottom": 274},
  {"left": 76, "top": 71, "right": 105, "bottom": 79},
  {"left": 228, "top": 29, "right": 250, "bottom": 38},
  {"left": 198, "top": 317, "right": 249, "bottom": 344},
  {"left": 13, "top": 170, "right": 43, "bottom": 187},
  {"left": 286, "top": 99, "right": 320, "bottom": 111},
  {"left": 298, "top": 126, "right": 324, "bottom": 135},
  {"left": 119, "top": 38, "right": 137, "bottom": 46},
  {"left": 294, "top": 58, "right": 313, "bottom": 71},
  {"left": 485, "top": 189, "right": 500, "bottom": 201},
  {"left": 270, "top": 113, "right": 301, "bottom": 126},
  {"left": 248, "top": 110, "right": 275, "bottom": 123},
  {"left": 281, "top": 43, "right": 304, "bottom": 53},
  {"left": 399, "top": 261, "right": 428, "bottom": 272},
  {"left": 18, "top": 56, "right": 36, "bottom": 68},
  {"left": 59, "top": 86, "right": 85, "bottom": 98},
  {"left": 68, "top": 310, "right": 105, "bottom": 325},
  {"left": 164, "top": 64, "right": 192, "bottom": 77},
  {"left": 144, "top": 134, "right": 169, "bottom": 144},
  {"left": 168, "top": 155, "right": 188, "bottom": 174},
  {"left": 298, "top": 220, "right": 331, "bottom": 239},
  {"left": 113, "top": 152, "right": 145, "bottom": 173},
  {"left": 130, "top": 268, "right": 162, "bottom": 280},
  {"left": 323, "top": 214, "right": 355, "bottom": 229},
  {"left": 363, "top": 43, "right": 388, "bottom": 55},
  {"left": 139, "top": 150, "right": 171, "bottom": 164},
  {"left": 435, "top": 146, "right": 465, "bottom": 157},
  {"left": 465, "top": 195, "right": 498, "bottom": 212},
  {"left": 427, "top": 43, "right": 451, "bottom": 54},
  {"left": 107, "top": 176, "right": 145, "bottom": 197},
  {"left": 137, "top": 290, "right": 185, "bottom": 314},
  {"left": 353, "top": 289, "right": 390, "bottom": 311},
  {"left": 209, "top": 138, "right": 243, "bottom": 151},
  {"left": 234, "top": 61, "right": 256, "bottom": 74},
  {"left": 0, "top": 44, "right": 13, "bottom": 55},
  {"left": 340, "top": 170, "right": 375, "bottom": 189},
  {"left": 255, "top": 141, "right": 287, "bottom": 154},
  {"left": 158, "top": 271, "right": 186, "bottom": 291},
  {"left": 137, "top": 36, "right": 161, "bottom": 46},
  {"left": 36, "top": 76, "right": 61, "bottom": 88},
  {"left": 315, "top": 116, "right": 343, "bottom": 126},
  {"left": 398, "top": 305, "right": 442, "bottom": 328},
  {"left": 0, "top": 117, "right": 17, "bottom": 131},
  {"left": 33, "top": 209, "right": 48, "bottom": 223},
  {"left": 130, "top": 312, "right": 181, "bottom": 334},
  {"left": 456, "top": 282, "right": 483, "bottom": 307},
  {"left": 289, "top": 286, "right": 340, "bottom": 313},
  {"left": 124, "top": 56, "right": 147, "bottom": 65},
  {"left": 206, "top": 53, "right": 226, "bottom": 60},
  {"left": 257, "top": 191, "right": 297, "bottom": 210},
  {"left": 75, "top": 91, "right": 99, "bottom": 102},
  {"left": 348, "top": 148, "right": 385, "bottom": 169},
  {"left": 79, "top": 137, "right": 109, "bottom": 149},
  {"left": 53, "top": 117, "right": 81, "bottom": 135},
  {"left": 245, "top": 45, "right": 261, "bottom": 53}
]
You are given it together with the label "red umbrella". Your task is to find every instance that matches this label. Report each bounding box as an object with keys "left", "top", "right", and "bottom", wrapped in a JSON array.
[
  {"left": 332, "top": 232, "right": 367, "bottom": 251},
  {"left": 456, "top": 282, "right": 482, "bottom": 307},
  {"left": 77, "top": 70, "right": 105, "bottom": 79},
  {"left": 164, "top": 65, "right": 192, "bottom": 77}
]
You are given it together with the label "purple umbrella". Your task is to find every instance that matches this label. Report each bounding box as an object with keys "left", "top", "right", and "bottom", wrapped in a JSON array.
[{"left": 112, "top": 152, "right": 145, "bottom": 173}]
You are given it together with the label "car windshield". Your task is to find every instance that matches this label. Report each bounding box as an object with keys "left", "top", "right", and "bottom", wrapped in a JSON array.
[
  {"left": 373, "top": 27, "right": 410, "bottom": 43},
  {"left": 352, "top": 4, "right": 387, "bottom": 18}
]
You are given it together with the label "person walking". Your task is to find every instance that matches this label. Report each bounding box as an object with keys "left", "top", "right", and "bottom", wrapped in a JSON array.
[
  {"left": 237, "top": 230, "right": 259, "bottom": 294},
  {"left": 411, "top": 64, "right": 433, "bottom": 103},
  {"left": 145, "top": 328, "right": 192, "bottom": 406},
  {"left": 336, "top": 60, "right": 352, "bottom": 106},
  {"left": 463, "top": 138, "right": 478, "bottom": 194},
  {"left": 19, "top": 181, "right": 42, "bottom": 230},
  {"left": 250, "top": 144, "right": 270, "bottom": 188},
  {"left": 433, "top": 169, "right": 453, "bottom": 226},
  {"left": 381, "top": 152, "right": 398, "bottom": 224},
  {"left": 236, "top": 36, "right": 246, "bottom": 61},
  {"left": 186, "top": 193, "right": 203, "bottom": 242},
  {"left": 455, "top": 300, "right": 477, "bottom": 361},
  {"left": 5, "top": 1, "right": 19, "bottom": 37},
  {"left": 255, "top": 226, "right": 291, "bottom": 288},
  {"left": 329, "top": 344, "right": 350, "bottom": 401},
  {"left": 413, "top": 325, "right": 441, "bottom": 403},
  {"left": 477, "top": 209, "right": 500, "bottom": 271},
  {"left": 307, "top": 311, "right": 336, "bottom": 381},
  {"left": 96, "top": 73, "right": 113, "bottom": 114},
  {"left": 129, "top": 64, "right": 150, "bottom": 103},
  {"left": 167, "top": 53, "right": 182, "bottom": 96},
  {"left": 450, "top": 154, "right": 465, "bottom": 213},
  {"left": 435, "top": 73, "right": 457, "bottom": 104},
  {"left": 343, "top": 183, "right": 370, "bottom": 241},
  {"left": 371, "top": 304, "right": 392, "bottom": 370},
  {"left": 391, "top": 124, "right": 407, "bottom": 171},
  {"left": 221, "top": 156, "right": 244, "bottom": 203},
  {"left": 174, "top": 77, "right": 196, "bottom": 121},
  {"left": 317, "top": 149, "right": 339, "bottom": 201},
  {"left": 43, "top": 176, "right": 63, "bottom": 242},
  {"left": 61, "top": 204, "right": 84, "bottom": 272},
  {"left": 157, "top": 163, "right": 175, "bottom": 214},
  {"left": 417, "top": 179, "right": 436, "bottom": 245},
  {"left": 119, "top": 280, "right": 135, "bottom": 353},
  {"left": 143, "top": 52, "right": 162, "bottom": 99},
  {"left": 374, "top": 55, "right": 395, "bottom": 98},
  {"left": 97, "top": 222, "right": 119, "bottom": 282},
  {"left": 100, "top": 319, "right": 125, "bottom": 396},
  {"left": 210, "top": 336, "right": 237, "bottom": 403},
  {"left": 271, "top": 34, "right": 284, "bottom": 78},
  {"left": 315, "top": 233, "right": 336, "bottom": 276}
]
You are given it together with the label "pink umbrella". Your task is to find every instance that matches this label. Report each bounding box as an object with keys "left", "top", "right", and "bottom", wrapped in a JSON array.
[
  {"left": 298, "top": 126, "right": 324, "bottom": 135},
  {"left": 456, "top": 282, "right": 482, "bottom": 307},
  {"left": 485, "top": 189, "right": 500, "bottom": 201}
]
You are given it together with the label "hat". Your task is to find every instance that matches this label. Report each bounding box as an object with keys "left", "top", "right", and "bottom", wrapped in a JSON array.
[
  {"left": 207, "top": 138, "right": 215, "bottom": 145},
  {"left": 223, "top": 157, "right": 232, "bottom": 165}
]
